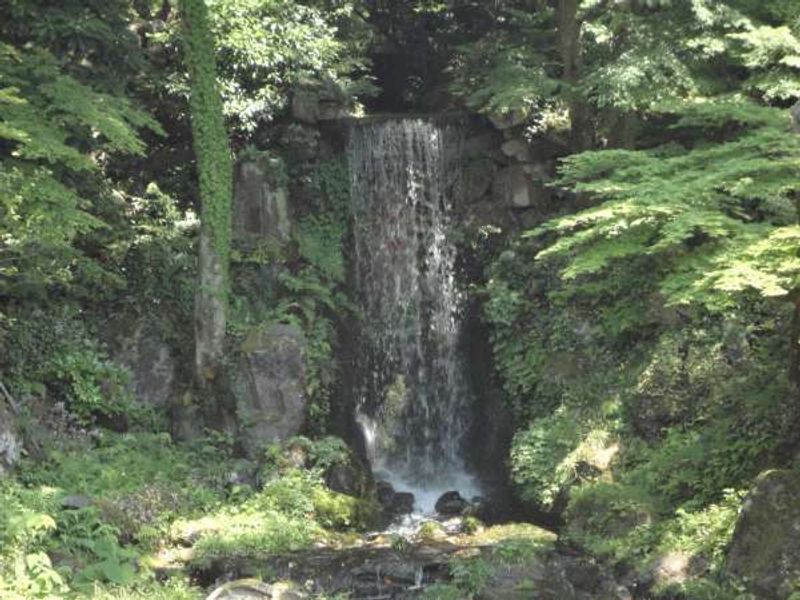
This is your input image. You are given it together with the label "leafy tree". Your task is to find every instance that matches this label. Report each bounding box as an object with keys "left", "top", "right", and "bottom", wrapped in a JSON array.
[
  {"left": 526, "top": 1, "right": 800, "bottom": 382},
  {"left": 0, "top": 42, "right": 162, "bottom": 305}
]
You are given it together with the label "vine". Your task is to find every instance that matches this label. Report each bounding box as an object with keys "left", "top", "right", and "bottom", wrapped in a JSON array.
[{"left": 179, "top": 0, "right": 233, "bottom": 296}]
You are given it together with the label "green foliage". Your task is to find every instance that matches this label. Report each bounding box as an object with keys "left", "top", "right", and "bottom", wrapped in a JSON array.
[
  {"left": 565, "top": 481, "right": 744, "bottom": 581},
  {"left": 0, "top": 42, "right": 162, "bottom": 303},
  {"left": 0, "top": 431, "right": 234, "bottom": 598},
  {"left": 511, "top": 407, "right": 616, "bottom": 510},
  {"left": 230, "top": 157, "right": 354, "bottom": 431},
  {"left": 448, "top": 556, "right": 493, "bottom": 597},
  {"left": 3, "top": 311, "right": 142, "bottom": 424},
  {"left": 207, "top": 0, "right": 372, "bottom": 133}
]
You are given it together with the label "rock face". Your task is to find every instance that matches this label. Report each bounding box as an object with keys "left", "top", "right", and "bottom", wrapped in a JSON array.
[
  {"left": 726, "top": 470, "right": 800, "bottom": 598},
  {"left": 0, "top": 400, "right": 21, "bottom": 476},
  {"left": 233, "top": 156, "right": 290, "bottom": 242},
  {"left": 116, "top": 324, "right": 176, "bottom": 409},
  {"left": 291, "top": 79, "right": 349, "bottom": 124},
  {"left": 233, "top": 324, "right": 307, "bottom": 457},
  {"left": 493, "top": 164, "right": 537, "bottom": 208}
]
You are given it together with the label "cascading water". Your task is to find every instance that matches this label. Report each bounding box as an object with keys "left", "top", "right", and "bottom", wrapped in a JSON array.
[{"left": 349, "top": 118, "right": 478, "bottom": 513}]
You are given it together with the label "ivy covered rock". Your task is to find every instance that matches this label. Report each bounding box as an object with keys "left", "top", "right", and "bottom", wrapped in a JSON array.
[
  {"left": 233, "top": 324, "right": 307, "bottom": 457},
  {"left": 726, "top": 470, "right": 800, "bottom": 599},
  {"left": 0, "top": 400, "right": 21, "bottom": 476}
]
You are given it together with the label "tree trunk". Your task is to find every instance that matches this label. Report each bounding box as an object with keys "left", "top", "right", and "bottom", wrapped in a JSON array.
[
  {"left": 179, "top": 0, "right": 233, "bottom": 385},
  {"left": 555, "top": 0, "right": 593, "bottom": 152},
  {"left": 789, "top": 298, "right": 800, "bottom": 390}
]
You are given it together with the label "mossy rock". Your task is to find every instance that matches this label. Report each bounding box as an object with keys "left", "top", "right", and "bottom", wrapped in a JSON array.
[
  {"left": 726, "top": 470, "right": 800, "bottom": 599},
  {"left": 564, "top": 482, "right": 655, "bottom": 549}
]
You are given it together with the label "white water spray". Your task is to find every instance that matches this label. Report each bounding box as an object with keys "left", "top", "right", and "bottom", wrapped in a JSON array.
[{"left": 348, "top": 119, "right": 479, "bottom": 513}]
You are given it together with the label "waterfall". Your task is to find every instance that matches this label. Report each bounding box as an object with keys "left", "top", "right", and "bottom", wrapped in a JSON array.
[{"left": 348, "top": 119, "right": 477, "bottom": 510}]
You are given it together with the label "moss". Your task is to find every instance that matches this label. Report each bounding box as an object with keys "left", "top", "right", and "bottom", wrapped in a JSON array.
[
  {"left": 312, "top": 487, "right": 380, "bottom": 531},
  {"left": 464, "top": 522, "right": 557, "bottom": 547},
  {"left": 179, "top": 0, "right": 233, "bottom": 296}
]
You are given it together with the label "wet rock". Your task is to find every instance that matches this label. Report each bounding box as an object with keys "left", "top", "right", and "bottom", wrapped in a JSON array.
[
  {"left": 374, "top": 480, "right": 415, "bottom": 516},
  {"left": 233, "top": 324, "right": 307, "bottom": 458},
  {"left": 392, "top": 492, "right": 415, "bottom": 515},
  {"left": 435, "top": 491, "right": 469, "bottom": 516},
  {"left": 726, "top": 469, "right": 800, "bottom": 598},
  {"left": 376, "top": 480, "right": 396, "bottom": 506}
]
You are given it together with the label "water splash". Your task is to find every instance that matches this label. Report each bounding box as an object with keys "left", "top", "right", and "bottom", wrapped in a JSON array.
[{"left": 348, "top": 118, "right": 477, "bottom": 511}]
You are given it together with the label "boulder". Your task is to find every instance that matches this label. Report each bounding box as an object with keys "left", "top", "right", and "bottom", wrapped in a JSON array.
[
  {"left": 726, "top": 470, "right": 800, "bottom": 598},
  {"left": 233, "top": 324, "right": 307, "bottom": 458},
  {"left": 0, "top": 399, "right": 21, "bottom": 476},
  {"left": 435, "top": 491, "right": 470, "bottom": 516},
  {"left": 374, "top": 481, "right": 415, "bottom": 516},
  {"left": 206, "top": 580, "right": 306, "bottom": 600},
  {"left": 233, "top": 155, "right": 290, "bottom": 242},
  {"left": 62, "top": 495, "right": 93, "bottom": 510},
  {"left": 391, "top": 492, "right": 415, "bottom": 515}
]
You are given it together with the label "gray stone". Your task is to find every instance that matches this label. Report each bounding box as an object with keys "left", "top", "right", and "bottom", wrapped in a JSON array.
[
  {"left": 206, "top": 579, "right": 306, "bottom": 600},
  {"left": 488, "top": 110, "right": 527, "bottom": 130},
  {"left": 0, "top": 400, "right": 21, "bottom": 477},
  {"left": 62, "top": 495, "right": 93, "bottom": 510},
  {"left": 233, "top": 156, "right": 290, "bottom": 242},
  {"left": 493, "top": 165, "right": 536, "bottom": 208},
  {"left": 234, "top": 323, "right": 307, "bottom": 458},
  {"left": 116, "top": 324, "right": 176, "bottom": 409},
  {"left": 501, "top": 139, "right": 532, "bottom": 162},
  {"left": 522, "top": 161, "right": 553, "bottom": 180},
  {"left": 291, "top": 79, "right": 349, "bottom": 124},
  {"left": 727, "top": 470, "right": 800, "bottom": 598}
]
